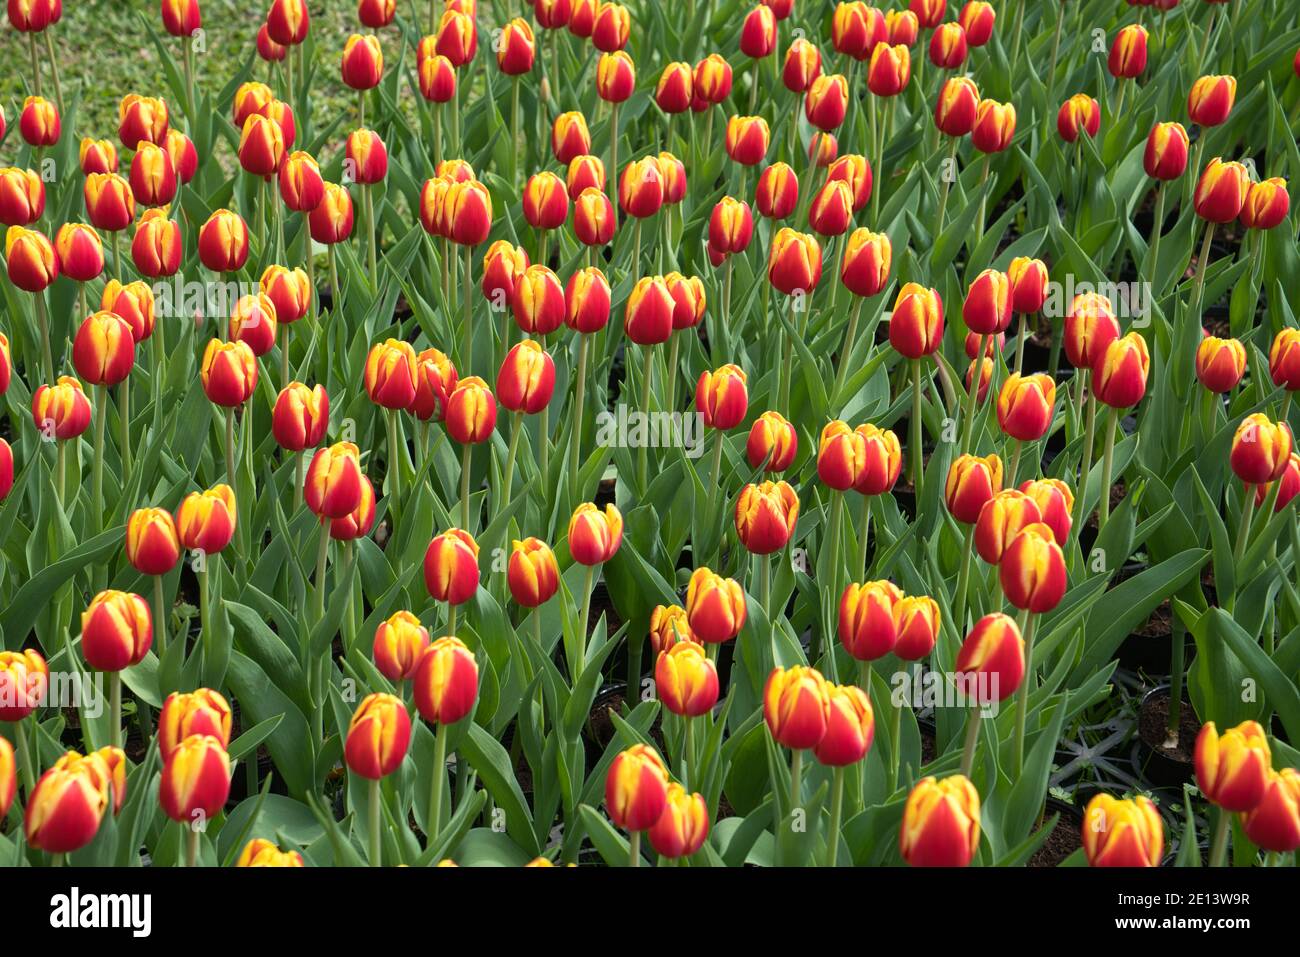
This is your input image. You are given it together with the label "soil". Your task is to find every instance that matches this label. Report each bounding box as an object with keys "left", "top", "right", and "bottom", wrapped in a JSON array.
[
  {"left": 1134, "top": 602, "right": 1172, "bottom": 641},
  {"left": 1138, "top": 689, "right": 1200, "bottom": 763},
  {"left": 1028, "top": 811, "right": 1083, "bottom": 868},
  {"left": 919, "top": 726, "right": 936, "bottom": 766},
  {"left": 586, "top": 686, "right": 665, "bottom": 755}
]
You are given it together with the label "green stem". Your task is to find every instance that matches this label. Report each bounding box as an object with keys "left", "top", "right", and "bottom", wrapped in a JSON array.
[
  {"left": 953, "top": 522, "right": 975, "bottom": 634},
  {"left": 911, "top": 359, "right": 925, "bottom": 497},
  {"left": 501, "top": 410, "right": 522, "bottom": 513},
  {"left": 637, "top": 344, "right": 654, "bottom": 494},
  {"left": 428, "top": 721, "right": 448, "bottom": 844},
  {"left": 960, "top": 334, "right": 988, "bottom": 452},
  {"left": 369, "top": 777, "right": 382, "bottom": 866},
  {"left": 154, "top": 574, "right": 167, "bottom": 658},
  {"left": 825, "top": 766, "right": 846, "bottom": 867},
  {"left": 959, "top": 705, "right": 981, "bottom": 778},
  {"left": 461, "top": 246, "right": 473, "bottom": 374},
  {"left": 569, "top": 334, "right": 590, "bottom": 500},
  {"left": 888, "top": 691, "right": 903, "bottom": 794},
  {"left": 1013, "top": 313, "right": 1028, "bottom": 377},
  {"left": 34, "top": 292, "right": 53, "bottom": 383},
  {"left": 14, "top": 716, "right": 36, "bottom": 797},
  {"left": 1097, "top": 407, "right": 1119, "bottom": 530},
  {"left": 312, "top": 520, "right": 330, "bottom": 624},
  {"left": 831, "top": 297, "right": 865, "bottom": 410},
  {"left": 224, "top": 407, "right": 236, "bottom": 484},
  {"left": 933, "top": 135, "right": 958, "bottom": 241},
  {"left": 108, "top": 671, "right": 121, "bottom": 750},
  {"left": 459, "top": 441, "right": 472, "bottom": 531},
  {"left": 576, "top": 564, "right": 595, "bottom": 681},
  {"left": 1012, "top": 611, "right": 1038, "bottom": 777},
  {"left": 119, "top": 379, "right": 132, "bottom": 483},
  {"left": 186, "top": 826, "right": 200, "bottom": 868},
  {"left": 92, "top": 385, "right": 107, "bottom": 532},
  {"left": 1165, "top": 620, "right": 1187, "bottom": 748},
  {"left": 386, "top": 406, "right": 403, "bottom": 502},
  {"left": 628, "top": 829, "right": 641, "bottom": 867},
  {"left": 856, "top": 495, "right": 872, "bottom": 580},
  {"left": 1148, "top": 183, "right": 1167, "bottom": 292},
  {"left": 1207, "top": 807, "right": 1231, "bottom": 867}
]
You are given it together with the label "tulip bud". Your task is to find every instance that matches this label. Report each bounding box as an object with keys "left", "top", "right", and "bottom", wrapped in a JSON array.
[
  {"left": 1064, "top": 293, "right": 1120, "bottom": 368},
  {"left": 1057, "top": 93, "right": 1101, "bottom": 143},
  {"left": 9, "top": 0, "right": 55, "bottom": 30},
  {"left": 685, "top": 567, "right": 747, "bottom": 644},
  {"left": 647, "top": 783, "right": 709, "bottom": 858},
  {"left": 175, "top": 484, "right": 237, "bottom": 554},
  {"left": 656, "top": 642, "right": 720, "bottom": 718},
  {"left": 0, "top": 649, "right": 49, "bottom": 721},
  {"left": 996, "top": 372, "right": 1055, "bottom": 442},
  {"left": 444, "top": 179, "right": 493, "bottom": 245},
  {"left": 566, "top": 155, "right": 607, "bottom": 200},
  {"left": 0, "top": 167, "right": 45, "bottom": 225},
  {"left": 900, "top": 775, "right": 981, "bottom": 867},
  {"left": 1109, "top": 24, "right": 1148, "bottom": 79},
  {"left": 696, "top": 364, "right": 748, "bottom": 430},
  {"left": 1195, "top": 720, "right": 1272, "bottom": 812},
  {"left": 909, "top": 0, "right": 944, "bottom": 27},
  {"left": 959, "top": 1, "right": 994, "bottom": 46},
  {"left": 132, "top": 208, "right": 183, "bottom": 277},
  {"left": 233, "top": 81, "right": 274, "bottom": 128},
  {"left": 596, "top": 50, "right": 636, "bottom": 102},
  {"left": 619, "top": 156, "right": 665, "bottom": 219},
  {"left": 1230, "top": 412, "right": 1293, "bottom": 485},
  {"left": 419, "top": 52, "right": 457, "bottom": 102},
  {"left": 80, "top": 590, "right": 152, "bottom": 672},
  {"left": 72, "top": 310, "right": 135, "bottom": 387},
  {"left": 423, "top": 528, "right": 481, "bottom": 605},
  {"left": 444, "top": 376, "right": 497, "bottom": 444},
  {"left": 435, "top": 9, "right": 477, "bottom": 65},
  {"left": 304, "top": 441, "right": 365, "bottom": 519},
  {"left": 817, "top": 420, "right": 866, "bottom": 491},
  {"left": 5, "top": 225, "right": 58, "bottom": 292},
  {"left": 126, "top": 144, "right": 177, "bottom": 213},
  {"left": 606, "top": 744, "right": 669, "bottom": 832},
  {"left": 887, "top": 9, "right": 919, "bottom": 45},
  {"left": 747, "top": 410, "right": 798, "bottom": 472},
  {"left": 1270, "top": 327, "right": 1300, "bottom": 391},
  {"left": 764, "top": 665, "right": 831, "bottom": 750},
  {"left": 0, "top": 335, "right": 8, "bottom": 399},
  {"left": 808, "top": 179, "right": 854, "bottom": 237},
  {"left": 552, "top": 111, "right": 591, "bottom": 164},
  {"left": 409, "top": 348, "right": 458, "bottom": 424},
  {"left": 368, "top": 611, "right": 431, "bottom": 684},
  {"left": 568, "top": 502, "right": 624, "bottom": 564},
  {"left": 125, "top": 507, "right": 180, "bottom": 576},
  {"left": 650, "top": 62, "right": 693, "bottom": 117},
  {"left": 160, "top": 734, "right": 231, "bottom": 823},
  {"left": 973, "top": 489, "right": 1043, "bottom": 565},
  {"left": 735, "top": 480, "right": 800, "bottom": 554},
  {"left": 99, "top": 279, "right": 153, "bottom": 344},
  {"left": 767, "top": 227, "right": 822, "bottom": 294},
  {"left": 310, "top": 183, "right": 354, "bottom": 244},
  {"left": 258, "top": 265, "right": 310, "bottom": 326},
  {"left": 725, "top": 115, "right": 770, "bottom": 167},
  {"left": 345, "top": 128, "right": 387, "bottom": 185},
  {"left": 928, "top": 24, "right": 967, "bottom": 70},
  {"left": 357, "top": 0, "right": 394, "bottom": 27},
  {"left": 237, "top": 838, "right": 304, "bottom": 866},
  {"left": 54, "top": 222, "right": 105, "bottom": 283},
  {"left": 624, "top": 275, "right": 675, "bottom": 345},
  {"left": 783, "top": 37, "right": 822, "bottom": 93},
  {"left": 815, "top": 684, "right": 875, "bottom": 766},
  {"left": 200, "top": 338, "right": 258, "bottom": 407},
  {"left": 894, "top": 595, "right": 941, "bottom": 660},
  {"left": 536, "top": 0, "right": 573, "bottom": 30},
  {"left": 31, "top": 376, "right": 91, "bottom": 440},
  {"left": 946, "top": 452, "right": 1003, "bottom": 523},
  {"left": 971, "top": 98, "right": 1016, "bottom": 153},
  {"left": 664, "top": 272, "right": 706, "bottom": 330},
  {"left": 414, "top": 636, "right": 479, "bottom": 724},
  {"left": 1240, "top": 177, "right": 1290, "bottom": 230},
  {"left": 709, "top": 196, "right": 754, "bottom": 254},
  {"left": 573, "top": 186, "right": 616, "bottom": 246},
  {"left": 344, "top": 693, "right": 411, "bottom": 779},
  {"left": 24, "top": 751, "right": 115, "bottom": 854},
  {"left": 523, "top": 172, "right": 569, "bottom": 232},
  {"left": 481, "top": 240, "right": 528, "bottom": 306},
  {"left": 1241, "top": 769, "right": 1300, "bottom": 853},
  {"left": 694, "top": 53, "right": 732, "bottom": 104},
  {"left": 756, "top": 162, "right": 799, "bottom": 220},
  {"left": 507, "top": 537, "right": 560, "bottom": 608},
  {"left": 565, "top": 266, "right": 612, "bottom": 333},
  {"left": 889, "top": 282, "right": 944, "bottom": 358},
  {"left": 839, "top": 580, "right": 902, "bottom": 660},
  {"left": 228, "top": 293, "right": 278, "bottom": 357},
  {"left": 82, "top": 173, "right": 134, "bottom": 234},
  {"left": 164, "top": 126, "right": 198, "bottom": 184},
  {"left": 19, "top": 96, "right": 60, "bottom": 147},
  {"left": 118, "top": 94, "right": 168, "bottom": 149},
  {"left": 805, "top": 73, "right": 848, "bottom": 131},
  {"left": 158, "top": 689, "right": 231, "bottom": 756},
  {"left": 592, "top": 1, "right": 629, "bottom": 52},
  {"left": 198, "top": 209, "right": 250, "bottom": 272},
  {"left": 272, "top": 382, "right": 329, "bottom": 452},
  {"left": 741, "top": 4, "right": 777, "bottom": 58},
  {"left": 1143, "top": 121, "right": 1189, "bottom": 180},
  {"left": 497, "top": 17, "right": 535, "bottom": 74},
  {"left": 832, "top": 2, "right": 885, "bottom": 61},
  {"left": 512, "top": 267, "right": 566, "bottom": 337},
  {"left": 497, "top": 340, "right": 556, "bottom": 414},
  {"left": 330, "top": 476, "right": 376, "bottom": 542},
  {"left": 999, "top": 523, "right": 1067, "bottom": 612},
  {"left": 364, "top": 338, "right": 418, "bottom": 410},
  {"left": 267, "top": 0, "right": 310, "bottom": 45},
  {"left": 1092, "top": 332, "right": 1150, "bottom": 408},
  {"left": 954, "top": 612, "right": 1024, "bottom": 704},
  {"left": 569, "top": 0, "right": 597, "bottom": 37},
  {"left": 1188, "top": 74, "right": 1236, "bottom": 127},
  {"left": 1195, "top": 335, "right": 1246, "bottom": 393},
  {"left": 79, "top": 138, "right": 120, "bottom": 177}
]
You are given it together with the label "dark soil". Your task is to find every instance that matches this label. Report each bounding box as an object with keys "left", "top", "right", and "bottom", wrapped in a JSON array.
[
  {"left": 1138, "top": 689, "right": 1200, "bottom": 763},
  {"left": 919, "top": 726, "right": 936, "bottom": 766},
  {"left": 1028, "top": 811, "right": 1083, "bottom": 868}
]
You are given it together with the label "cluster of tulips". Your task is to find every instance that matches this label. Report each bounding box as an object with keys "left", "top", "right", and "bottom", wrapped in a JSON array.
[{"left": 0, "top": 0, "right": 1298, "bottom": 870}]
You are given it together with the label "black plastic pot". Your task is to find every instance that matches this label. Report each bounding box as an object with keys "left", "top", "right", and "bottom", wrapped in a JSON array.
[{"left": 1131, "top": 685, "right": 1197, "bottom": 789}]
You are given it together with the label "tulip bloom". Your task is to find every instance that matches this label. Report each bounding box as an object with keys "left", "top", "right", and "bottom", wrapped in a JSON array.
[
  {"left": 764, "top": 665, "right": 831, "bottom": 750},
  {"left": 894, "top": 595, "right": 941, "bottom": 660},
  {"left": 624, "top": 275, "right": 675, "bottom": 345},
  {"left": 970, "top": 99, "right": 1016, "bottom": 153},
  {"left": 619, "top": 157, "right": 665, "bottom": 219},
  {"left": 19, "top": 96, "right": 60, "bottom": 147},
  {"left": 946, "top": 453, "right": 1003, "bottom": 524},
  {"left": 419, "top": 51, "right": 456, "bottom": 102},
  {"left": 229, "top": 294, "right": 278, "bottom": 358},
  {"left": 237, "top": 839, "right": 304, "bottom": 867},
  {"left": 568, "top": 502, "right": 623, "bottom": 565},
  {"left": 175, "top": 485, "right": 237, "bottom": 554},
  {"left": 654, "top": 61, "right": 694, "bottom": 114},
  {"left": 567, "top": 155, "right": 606, "bottom": 199},
  {"left": 831, "top": 2, "right": 885, "bottom": 61},
  {"left": 414, "top": 636, "right": 479, "bottom": 725},
  {"left": 708, "top": 197, "right": 754, "bottom": 255},
  {"left": 606, "top": 744, "right": 669, "bottom": 840},
  {"left": 445, "top": 376, "right": 498, "bottom": 444},
  {"left": 747, "top": 411, "right": 798, "bottom": 472},
  {"left": 996, "top": 373, "right": 1055, "bottom": 442},
  {"left": 497, "top": 340, "right": 556, "bottom": 414},
  {"left": 889, "top": 283, "right": 944, "bottom": 359},
  {"left": 696, "top": 364, "right": 748, "bottom": 430},
  {"left": 974, "top": 490, "right": 1043, "bottom": 565},
  {"left": 1109, "top": 24, "right": 1147, "bottom": 80},
  {"left": 1195, "top": 720, "right": 1271, "bottom": 815},
  {"left": 647, "top": 784, "right": 709, "bottom": 859},
  {"left": 330, "top": 477, "right": 376, "bottom": 543},
  {"left": 565, "top": 266, "right": 612, "bottom": 333},
  {"left": 31, "top": 377, "right": 91, "bottom": 440},
  {"left": 481, "top": 240, "right": 528, "bottom": 305},
  {"left": 1241, "top": 769, "right": 1300, "bottom": 853},
  {"left": 552, "top": 112, "right": 591, "bottom": 164},
  {"left": 0, "top": 167, "right": 45, "bottom": 225},
  {"left": 804, "top": 74, "right": 848, "bottom": 131},
  {"left": 1082, "top": 794, "right": 1163, "bottom": 867},
  {"left": 233, "top": 82, "right": 274, "bottom": 128},
  {"left": 808, "top": 180, "right": 853, "bottom": 237},
  {"left": 24, "top": 751, "right": 117, "bottom": 854},
  {"left": 200, "top": 339, "right": 258, "bottom": 408},
  {"left": 665, "top": 273, "right": 706, "bottom": 330},
  {"left": 159, "top": 734, "right": 231, "bottom": 824},
  {"left": 512, "top": 266, "right": 567, "bottom": 335},
  {"left": 0, "top": 649, "right": 49, "bottom": 721},
  {"left": 755, "top": 162, "right": 799, "bottom": 220},
  {"left": 900, "top": 775, "right": 981, "bottom": 867},
  {"left": 132, "top": 208, "right": 183, "bottom": 277},
  {"left": 817, "top": 420, "right": 866, "bottom": 491},
  {"left": 507, "top": 538, "right": 559, "bottom": 608},
  {"left": 125, "top": 507, "right": 181, "bottom": 577},
  {"left": 934, "top": 76, "right": 979, "bottom": 137},
  {"left": 443, "top": 180, "right": 493, "bottom": 246},
  {"left": 497, "top": 17, "right": 535, "bottom": 74},
  {"left": 767, "top": 228, "right": 822, "bottom": 295},
  {"left": 158, "top": 690, "right": 232, "bottom": 757},
  {"left": 272, "top": 382, "right": 329, "bottom": 451},
  {"left": 372, "top": 611, "right": 431, "bottom": 683},
  {"left": 434, "top": 9, "right": 476, "bottom": 65},
  {"left": 1230, "top": 413, "right": 1293, "bottom": 486},
  {"left": 6, "top": 225, "right": 58, "bottom": 292},
  {"left": 1240, "top": 177, "right": 1290, "bottom": 231},
  {"left": 81, "top": 590, "right": 152, "bottom": 673},
  {"left": 344, "top": 693, "right": 411, "bottom": 780},
  {"left": 783, "top": 38, "right": 822, "bottom": 93},
  {"left": 1193, "top": 158, "right": 1250, "bottom": 222},
  {"left": 954, "top": 612, "right": 1025, "bottom": 707},
  {"left": 237, "top": 114, "right": 284, "bottom": 179},
  {"left": 72, "top": 311, "right": 135, "bottom": 387},
  {"left": 118, "top": 94, "right": 168, "bottom": 150},
  {"left": 267, "top": 0, "right": 310, "bottom": 45},
  {"left": 693, "top": 53, "right": 733, "bottom": 104},
  {"left": 310, "top": 183, "right": 354, "bottom": 244},
  {"left": 839, "top": 580, "right": 902, "bottom": 661},
  {"left": 999, "top": 524, "right": 1067, "bottom": 613},
  {"left": 1188, "top": 74, "right": 1236, "bottom": 127},
  {"left": 1092, "top": 332, "right": 1150, "bottom": 409},
  {"left": 197, "top": 209, "right": 249, "bottom": 272},
  {"left": 596, "top": 50, "right": 636, "bottom": 103},
  {"left": 305, "top": 442, "right": 365, "bottom": 519},
  {"left": 1143, "top": 121, "right": 1189, "bottom": 181},
  {"left": 815, "top": 685, "right": 875, "bottom": 767},
  {"left": 591, "top": 1, "right": 629, "bottom": 52},
  {"left": 725, "top": 115, "right": 770, "bottom": 167},
  {"left": 928, "top": 24, "right": 966, "bottom": 70},
  {"left": 364, "top": 339, "right": 418, "bottom": 410},
  {"left": 573, "top": 187, "right": 616, "bottom": 246},
  {"left": 278, "top": 151, "right": 325, "bottom": 212},
  {"left": 656, "top": 642, "right": 719, "bottom": 717},
  {"left": 1196, "top": 336, "right": 1246, "bottom": 393},
  {"left": 523, "top": 172, "right": 569, "bottom": 231},
  {"left": 685, "top": 567, "right": 747, "bottom": 644},
  {"left": 735, "top": 480, "right": 800, "bottom": 554},
  {"left": 54, "top": 223, "right": 105, "bottom": 283}
]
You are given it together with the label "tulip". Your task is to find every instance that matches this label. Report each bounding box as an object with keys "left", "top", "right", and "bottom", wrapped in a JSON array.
[
  {"left": 974, "top": 489, "right": 1043, "bottom": 565},
  {"left": 507, "top": 538, "right": 559, "bottom": 609},
  {"left": 624, "top": 274, "right": 674, "bottom": 346},
  {"left": 237, "top": 839, "right": 304, "bottom": 867},
  {"left": 958, "top": 2, "right": 994, "bottom": 45},
  {"left": 566, "top": 156, "right": 606, "bottom": 199},
  {"left": 1196, "top": 720, "right": 1272, "bottom": 817},
  {"left": 647, "top": 784, "right": 709, "bottom": 859},
  {"left": 481, "top": 240, "right": 528, "bottom": 307},
  {"left": 665, "top": 273, "right": 706, "bottom": 331},
  {"left": 1057, "top": 93, "right": 1100, "bottom": 144},
  {"left": 0, "top": 649, "right": 48, "bottom": 722},
  {"left": 1240, "top": 769, "right": 1300, "bottom": 854},
  {"left": 1193, "top": 157, "right": 1249, "bottom": 223},
  {"left": 946, "top": 452, "right": 1003, "bottom": 525},
  {"left": 1188, "top": 74, "right": 1236, "bottom": 127},
  {"left": 132, "top": 208, "right": 183, "bottom": 277},
  {"left": 1196, "top": 336, "right": 1246, "bottom": 393},
  {"left": 889, "top": 282, "right": 944, "bottom": 360},
  {"left": 619, "top": 157, "right": 665, "bottom": 220},
  {"left": 655, "top": 62, "right": 694, "bottom": 114},
  {"left": 237, "top": 114, "right": 285, "bottom": 180},
  {"left": 747, "top": 411, "right": 798, "bottom": 472},
  {"left": 200, "top": 339, "right": 257, "bottom": 414},
  {"left": 158, "top": 689, "right": 232, "bottom": 757},
  {"left": 159, "top": 735, "right": 231, "bottom": 863},
  {"left": 565, "top": 266, "right": 612, "bottom": 334},
  {"left": 32, "top": 376, "right": 91, "bottom": 444},
  {"left": 1064, "top": 294, "right": 1120, "bottom": 373},
  {"left": 839, "top": 580, "right": 902, "bottom": 661},
  {"left": 1109, "top": 24, "right": 1148, "bottom": 83},
  {"left": 368, "top": 612, "right": 430, "bottom": 685},
  {"left": 696, "top": 364, "right": 748, "bottom": 430},
  {"left": 233, "top": 82, "right": 274, "bottom": 128},
  {"left": 364, "top": 338, "right": 418, "bottom": 411},
  {"left": 228, "top": 293, "right": 278, "bottom": 359},
  {"left": 79, "top": 138, "right": 120, "bottom": 177},
  {"left": 909, "top": 0, "right": 944, "bottom": 27},
  {"left": 735, "top": 480, "right": 799, "bottom": 555},
  {"left": 996, "top": 373, "right": 1055, "bottom": 449},
  {"left": 709, "top": 197, "right": 754, "bottom": 255},
  {"left": 1144, "top": 121, "right": 1189, "bottom": 182},
  {"left": 569, "top": 0, "right": 597, "bottom": 35},
  {"left": 82, "top": 174, "right": 134, "bottom": 236},
  {"left": 725, "top": 115, "right": 770, "bottom": 168},
  {"left": 330, "top": 475, "right": 376, "bottom": 543},
  {"left": 118, "top": 94, "right": 168, "bottom": 150},
  {"left": 434, "top": 9, "right": 476, "bottom": 66},
  {"left": 54, "top": 222, "right": 104, "bottom": 283},
  {"left": 763, "top": 666, "right": 831, "bottom": 809},
  {"left": 970, "top": 98, "right": 1015, "bottom": 153},
  {"left": 175, "top": 484, "right": 237, "bottom": 555},
  {"left": 782, "top": 38, "right": 822, "bottom": 93},
  {"left": 928, "top": 23, "right": 967, "bottom": 70},
  {"left": 523, "top": 172, "right": 569, "bottom": 232},
  {"left": 0, "top": 167, "right": 44, "bottom": 225},
  {"left": 125, "top": 506, "right": 180, "bottom": 578},
  {"left": 267, "top": 0, "right": 310, "bottom": 46},
  {"left": 407, "top": 349, "right": 458, "bottom": 431},
  {"left": 19, "top": 96, "right": 60, "bottom": 147},
  {"left": 1000, "top": 523, "right": 1067, "bottom": 613},
  {"left": 685, "top": 567, "right": 747, "bottom": 644},
  {"left": 656, "top": 641, "right": 719, "bottom": 718},
  {"left": 596, "top": 50, "right": 636, "bottom": 102},
  {"left": 817, "top": 420, "right": 866, "bottom": 492},
  {"left": 808, "top": 180, "right": 853, "bottom": 237},
  {"left": 9, "top": 0, "right": 55, "bottom": 30},
  {"left": 767, "top": 227, "right": 821, "bottom": 296},
  {"left": 592, "top": 1, "right": 629, "bottom": 52},
  {"left": 1093, "top": 331, "right": 1149, "bottom": 409},
  {"left": 693, "top": 53, "right": 732, "bottom": 104},
  {"left": 894, "top": 595, "right": 940, "bottom": 660},
  {"left": 568, "top": 502, "right": 623, "bottom": 565},
  {"left": 740, "top": 4, "right": 777, "bottom": 59},
  {"left": 344, "top": 693, "right": 411, "bottom": 783},
  {"left": 24, "top": 750, "right": 116, "bottom": 855},
  {"left": 100, "top": 280, "right": 155, "bottom": 345},
  {"left": 304, "top": 442, "right": 365, "bottom": 524},
  {"left": 1269, "top": 328, "right": 1300, "bottom": 393},
  {"left": 756, "top": 162, "right": 799, "bottom": 220},
  {"left": 815, "top": 684, "right": 875, "bottom": 767},
  {"left": 497, "top": 18, "right": 535, "bottom": 75},
  {"left": 497, "top": 339, "right": 556, "bottom": 417},
  {"left": 80, "top": 589, "right": 150, "bottom": 747},
  {"left": 900, "top": 775, "right": 981, "bottom": 867},
  {"left": 419, "top": 52, "right": 456, "bottom": 103},
  {"left": 954, "top": 611, "right": 1024, "bottom": 713},
  {"left": 887, "top": 9, "right": 919, "bottom": 46},
  {"left": 278, "top": 151, "right": 325, "bottom": 213},
  {"left": 804, "top": 73, "right": 848, "bottom": 132},
  {"left": 414, "top": 635, "right": 478, "bottom": 836},
  {"left": 310, "top": 183, "right": 354, "bottom": 244},
  {"left": 1230, "top": 413, "right": 1293, "bottom": 490},
  {"left": 197, "top": 209, "right": 250, "bottom": 273},
  {"left": 573, "top": 187, "right": 616, "bottom": 246},
  {"left": 832, "top": 2, "right": 885, "bottom": 61},
  {"left": 445, "top": 375, "right": 498, "bottom": 536},
  {"left": 1240, "top": 177, "right": 1290, "bottom": 231},
  {"left": 272, "top": 382, "right": 329, "bottom": 454},
  {"left": 606, "top": 744, "right": 669, "bottom": 864}
]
